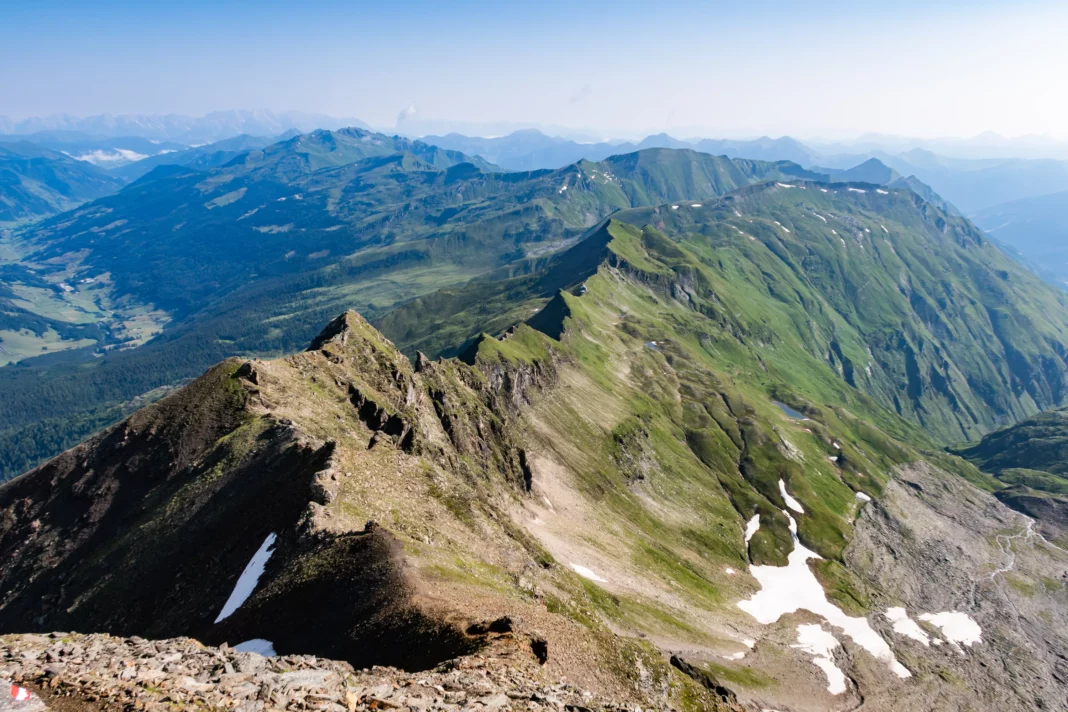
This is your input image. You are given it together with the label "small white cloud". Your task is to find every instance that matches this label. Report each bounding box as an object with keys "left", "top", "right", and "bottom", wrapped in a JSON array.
[{"left": 397, "top": 103, "right": 418, "bottom": 124}]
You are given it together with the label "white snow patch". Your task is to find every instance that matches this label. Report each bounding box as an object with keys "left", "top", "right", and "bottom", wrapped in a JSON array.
[
  {"left": 829, "top": 455, "right": 839, "bottom": 463},
  {"left": 779, "top": 478, "right": 805, "bottom": 513},
  {"left": 819, "top": 188, "right": 829, "bottom": 193},
  {"left": 725, "top": 567, "right": 736, "bottom": 575},
  {"left": 215, "top": 533, "right": 278, "bottom": 623},
  {"left": 671, "top": 205, "right": 679, "bottom": 210},
  {"left": 570, "top": 563, "right": 607, "bottom": 583},
  {"left": 722, "top": 651, "right": 747, "bottom": 660},
  {"left": 734, "top": 209, "right": 742, "bottom": 217},
  {"left": 876, "top": 189, "right": 889, "bottom": 195},
  {"left": 743, "top": 639, "right": 756, "bottom": 648},
  {"left": 855, "top": 492, "right": 872, "bottom": 502},
  {"left": 737, "top": 510, "right": 910, "bottom": 679},
  {"left": 848, "top": 187, "right": 867, "bottom": 194},
  {"left": 776, "top": 182, "right": 796, "bottom": 188},
  {"left": 234, "top": 639, "right": 277, "bottom": 656},
  {"left": 918, "top": 612, "right": 981, "bottom": 648},
  {"left": 885, "top": 608, "right": 930, "bottom": 646},
  {"left": 814, "top": 213, "right": 827, "bottom": 222},
  {"left": 881, "top": 224, "right": 889, "bottom": 233},
  {"left": 792, "top": 624, "right": 847, "bottom": 695},
  {"left": 744, "top": 514, "right": 761, "bottom": 543},
  {"left": 831, "top": 229, "right": 837, "bottom": 235},
  {"left": 691, "top": 203, "right": 702, "bottom": 208},
  {"left": 773, "top": 221, "right": 791, "bottom": 233}
]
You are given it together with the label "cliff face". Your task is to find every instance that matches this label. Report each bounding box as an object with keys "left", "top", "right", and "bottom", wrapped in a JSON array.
[{"left": 0, "top": 312, "right": 534, "bottom": 664}]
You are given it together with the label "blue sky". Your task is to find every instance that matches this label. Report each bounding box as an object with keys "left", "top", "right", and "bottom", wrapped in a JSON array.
[{"left": 3, "top": 0, "right": 1067, "bottom": 139}]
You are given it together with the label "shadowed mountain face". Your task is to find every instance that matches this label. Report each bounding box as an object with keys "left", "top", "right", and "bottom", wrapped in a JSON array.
[{"left": 951, "top": 407, "right": 1068, "bottom": 537}]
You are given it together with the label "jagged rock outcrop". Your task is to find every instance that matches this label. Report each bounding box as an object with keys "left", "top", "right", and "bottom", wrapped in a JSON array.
[{"left": 0, "top": 633, "right": 649, "bottom": 712}]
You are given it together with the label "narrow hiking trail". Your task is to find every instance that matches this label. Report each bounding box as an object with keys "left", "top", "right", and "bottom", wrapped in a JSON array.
[{"left": 989, "top": 518, "right": 1038, "bottom": 581}]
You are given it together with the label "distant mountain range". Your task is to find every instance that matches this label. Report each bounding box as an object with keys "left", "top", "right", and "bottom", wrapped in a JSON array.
[
  {"left": 421, "top": 130, "right": 820, "bottom": 172},
  {"left": 0, "top": 132, "right": 190, "bottom": 168},
  {"left": 0, "top": 141, "right": 125, "bottom": 225},
  {"left": 0, "top": 110, "right": 370, "bottom": 144},
  {"left": 6, "top": 119, "right": 1068, "bottom": 296},
  {"left": 420, "top": 130, "right": 1068, "bottom": 215},
  {"left": 972, "top": 190, "right": 1068, "bottom": 287}
]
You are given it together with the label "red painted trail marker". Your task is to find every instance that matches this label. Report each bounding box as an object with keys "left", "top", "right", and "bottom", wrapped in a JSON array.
[{"left": 8, "top": 685, "right": 31, "bottom": 702}]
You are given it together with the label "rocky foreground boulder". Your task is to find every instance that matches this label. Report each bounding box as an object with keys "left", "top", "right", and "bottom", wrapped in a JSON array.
[{"left": 0, "top": 633, "right": 671, "bottom": 712}]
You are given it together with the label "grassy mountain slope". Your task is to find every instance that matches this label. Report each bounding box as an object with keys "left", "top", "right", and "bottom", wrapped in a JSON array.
[
  {"left": 0, "top": 143, "right": 817, "bottom": 480},
  {"left": 3, "top": 253, "right": 1066, "bottom": 710},
  {"left": 0, "top": 141, "right": 124, "bottom": 225},
  {"left": 383, "top": 182, "right": 1068, "bottom": 445}
]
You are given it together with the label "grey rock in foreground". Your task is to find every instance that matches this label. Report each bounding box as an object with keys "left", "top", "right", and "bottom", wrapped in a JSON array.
[{"left": 0, "top": 633, "right": 655, "bottom": 712}]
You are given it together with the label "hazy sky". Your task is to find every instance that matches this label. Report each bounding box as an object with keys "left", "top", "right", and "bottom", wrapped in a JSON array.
[{"left": 3, "top": 0, "right": 1068, "bottom": 139}]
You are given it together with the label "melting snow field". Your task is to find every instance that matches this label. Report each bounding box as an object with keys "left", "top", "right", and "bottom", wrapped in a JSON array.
[
  {"left": 848, "top": 187, "right": 867, "bottom": 194},
  {"left": 779, "top": 479, "right": 805, "bottom": 513},
  {"left": 215, "top": 533, "right": 278, "bottom": 623},
  {"left": 745, "top": 514, "right": 761, "bottom": 543},
  {"left": 737, "top": 483, "right": 911, "bottom": 684},
  {"left": 855, "top": 491, "right": 872, "bottom": 503},
  {"left": 776, "top": 183, "right": 796, "bottom": 188},
  {"left": 919, "top": 612, "right": 982, "bottom": 648},
  {"left": 792, "top": 624, "right": 848, "bottom": 694},
  {"left": 234, "top": 639, "right": 277, "bottom": 656},
  {"left": 691, "top": 203, "right": 702, "bottom": 208},
  {"left": 570, "top": 563, "right": 607, "bottom": 582},
  {"left": 885, "top": 608, "right": 930, "bottom": 646}
]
